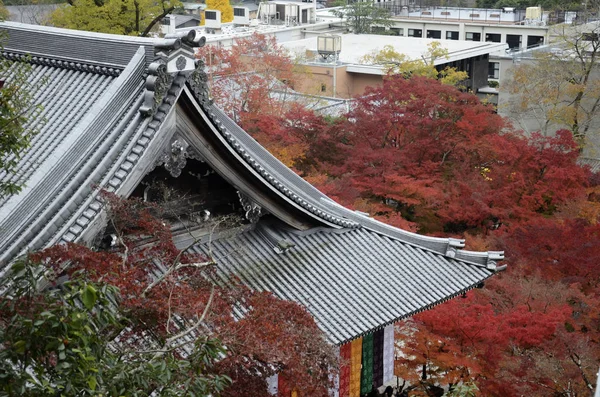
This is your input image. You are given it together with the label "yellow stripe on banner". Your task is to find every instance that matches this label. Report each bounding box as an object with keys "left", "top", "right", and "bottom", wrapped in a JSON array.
[{"left": 350, "top": 338, "right": 363, "bottom": 397}]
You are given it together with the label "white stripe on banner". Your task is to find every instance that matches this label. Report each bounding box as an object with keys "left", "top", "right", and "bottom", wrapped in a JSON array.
[
  {"left": 330, "top": 371, "right": 339, "bottom": 397},
  {"left": 267, "top": 374, "right": 278, "bottom": 395},
  {"left": 383, "top": 324, "right": 395, "bottom": 384}
]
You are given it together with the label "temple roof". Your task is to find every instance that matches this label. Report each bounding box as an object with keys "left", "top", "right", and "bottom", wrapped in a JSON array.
[
  {"left": 191, "top": 219, "right": 496, "bottom": 345},
  {"left": 0, "top": 22, "right": 505, "bottom": 344}
]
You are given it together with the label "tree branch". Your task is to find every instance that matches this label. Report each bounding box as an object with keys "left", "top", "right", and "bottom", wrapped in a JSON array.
[
  {"left": 109, "top": 217, "right": 129, "bottom": 270},
  {"left": 165, "top": 285, "right": 215, "bottom": 346},
  {"left": 569, "top": 352, "right": 594, "bottom": 392},
  {"left": 141, "top": 259, "right": 215, "bottom": 298},
  {"left": 140, "top": 6, "right": 175, "bottom": 37}
]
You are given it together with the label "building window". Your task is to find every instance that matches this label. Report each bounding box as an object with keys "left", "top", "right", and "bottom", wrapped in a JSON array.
[
  {"left": 321, "top": 83, "right": 327, "bottom": 92},
  {"left": 466, "top": 32, "right": 481, "bottom": 41},
  {"left": 488, "top": 62, "right": 500, "bottom": 79},
  {"left": 390, "top": 27, "right": 403, "bottom": 36},
  {"left": 469, "top": 13, "right": 480, "bottom": 17},
  {"left": 233, "top": 8, "right": 245, "bottom": 17},
  {"left": 205, "top": 11, "right": 217, "bottom": 20},
  {"left": 506, "top": 34, "right": 521, "bottom": 50},
  {"left": 527, "top": 35, "right": 544, "bottom": 48},
  {"left": 485, "top": 33, "right": 501, "bottom": 42},
  {"left": 427, "top": 30, "right": 441, "bottom": 39},
  {"left": 408, "top": 29, "right": 422, "bottom": 38},
  {"left": 441, "top": 11, "right": 451, "bottom": 15},
  {"left": 446, "top": 31, "right": 459, "bottom": 40}
]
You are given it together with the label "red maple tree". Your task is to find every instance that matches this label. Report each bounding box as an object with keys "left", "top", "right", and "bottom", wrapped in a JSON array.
[
  {"left": 196, "top": 33, "right": 302, "bottom": 126},
  {"left": 272, "top": 76, "right": 588, "bottom": 236},
  {"left": 33, "top": 192, "right": 337, "bottom": 396}
]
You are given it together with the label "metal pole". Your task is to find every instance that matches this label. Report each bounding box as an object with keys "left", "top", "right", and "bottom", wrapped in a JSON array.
[{"left": 332, "top": 53, "right": 337, "bottom": 98}]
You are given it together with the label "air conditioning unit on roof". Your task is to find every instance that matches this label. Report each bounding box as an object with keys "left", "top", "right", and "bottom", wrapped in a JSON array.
[
  {"left": 233, "top": 7, "right": 250, "bottom": 25},
  {"left": 204, "top": 9, "right": 222, "bottom": 29}
]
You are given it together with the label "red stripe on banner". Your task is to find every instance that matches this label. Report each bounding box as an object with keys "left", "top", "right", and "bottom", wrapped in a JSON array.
[{"left": 339, "top": 343, "right": 351, "bottom": 397}]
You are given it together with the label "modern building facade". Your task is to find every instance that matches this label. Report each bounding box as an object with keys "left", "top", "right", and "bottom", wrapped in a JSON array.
[{"left": 282, "top": 34, "right": 506, "bottom": 97}]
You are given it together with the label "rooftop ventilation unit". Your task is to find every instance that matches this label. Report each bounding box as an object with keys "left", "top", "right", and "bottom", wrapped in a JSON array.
[
  {"left": 204, "top": 9, "right": 222, "bottom": 29},
  {"left": 259, "top": 2, "right": 277, "bottom": 24},
  {"left": 233, "top": 7, "right": 250, "bottom": 25},
  {"left": 285, "top": 4, "right": 299, "bottom": 26},
  {"left": 317, "top": 35, "right": 342, "bottom": 61},
  {"left": 525, "top": 6, "right": 542, "bottom": 19}
]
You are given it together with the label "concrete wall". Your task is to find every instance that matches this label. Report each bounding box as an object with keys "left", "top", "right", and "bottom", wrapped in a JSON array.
[
  {"left": 294, "top": 53, "right": 492, "bottom": 99},
  {"left": 291, "top": 64, "right": 384, "bottom": 98}
]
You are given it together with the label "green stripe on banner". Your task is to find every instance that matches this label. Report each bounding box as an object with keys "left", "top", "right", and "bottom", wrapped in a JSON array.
[{"left": 360, "top": 333, "right": 374, "bottom": 395}]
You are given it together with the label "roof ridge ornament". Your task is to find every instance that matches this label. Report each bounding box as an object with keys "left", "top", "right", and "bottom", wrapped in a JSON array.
[
  {"left": 140, "top": 31, "right": 207, "bottom": 117},
  {"left": 445, "top": 237, "right": 465, "bottom": 258},
  {"left": 140, "top": 59, "right": 173, "bottom": 117},
  {"left": 486, "top": 251, "right": 505, "bottom": 271},
  {"left": 237, "top": 191, "right": 266, "bottom": 224},
  {"left": 189, "top": 60, "right": 212, "bottom": 107}
]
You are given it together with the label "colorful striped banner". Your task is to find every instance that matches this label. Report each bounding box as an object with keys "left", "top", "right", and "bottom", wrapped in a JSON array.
[
  {"left": 360, "top": 333, "right": 374, "bottom": 394},
  {"left": 339, "top": 343, "right": 351, "bottom": 397},
  {"left": 383, "top": 324, "right": 395, "bottom": 384},
  {"left": 373, "top": 328, "right": 384, "bottom": 388},
  {"left": 275, "top": 325, "right": 397, "bottom": 396},
  {"left": 349, "top": 337, "right": 362, "bottom": 397}
]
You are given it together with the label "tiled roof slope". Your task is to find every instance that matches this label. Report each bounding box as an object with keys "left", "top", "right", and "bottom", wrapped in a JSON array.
[
  {"left": 1, "top": 22, "right": 156, "bottom": 68},
  {"left": 0, "top": 22, "right": 194, "bottom": 269},
  {"left": 0, "top": 61, "right": 118, "bottom": 198},
  {"left": 190, "top": 220, "right": 495, "bottom": 345},
  {"left": 579, "top": 157, "right": 600, "bottom": 173}
]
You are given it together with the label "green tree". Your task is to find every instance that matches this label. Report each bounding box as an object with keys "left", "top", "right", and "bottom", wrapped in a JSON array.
[
  {"left": 50, "top": 0, "right": 181, "bottom": 36},
  {"left": 331, "top": 1, "right": 392, "bottom": 34},
  {"left": 203, "top": 0, "right": 233, "bottom": 24},
  {"left": 0, "top": 0, "right": 8, "bottom": 20},
  {"left": 0, "top": 258, "right": 231, "bottom": 396},
  {"left": 360, "top": 42, "right": 468, "bottom": 86}
]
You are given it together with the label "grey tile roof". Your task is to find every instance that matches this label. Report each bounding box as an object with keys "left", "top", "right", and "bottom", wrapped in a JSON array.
[
  {"left": 579, "top": 157, "right": 600, "bottom": 173},
  {"left": 191, "top": 220, "right": 495, "bottom": 345},
  {"left": 0, "top": 22, "right": 190, "bottom": 269},
  {"left": 1, "top": 22, "right": 156, "bottom": 68},
  {"left": 0, "top": 46, "right": 149, "bottom": 266},
  {"left": 0, "top": 61, "right": 118, "bottom": 197}
]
